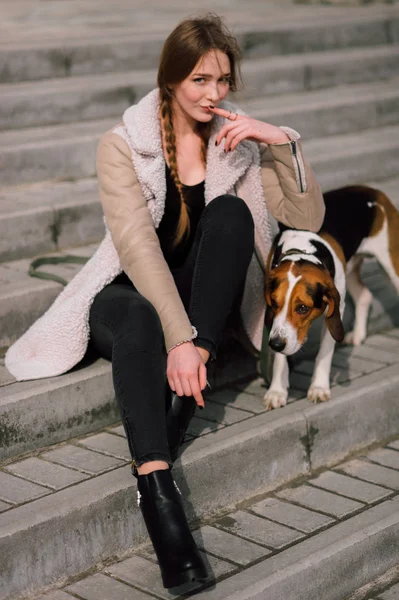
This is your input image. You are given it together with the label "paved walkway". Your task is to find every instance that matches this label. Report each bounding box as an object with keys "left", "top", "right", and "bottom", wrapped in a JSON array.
[{"left": 30, "top": 436, "right": 399, "bottom": 600}]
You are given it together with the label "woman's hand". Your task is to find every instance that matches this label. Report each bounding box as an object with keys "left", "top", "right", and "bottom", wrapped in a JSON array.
[
  {"left": 167, "top": 341, "right": 207, "bottom": 408},
  {"left": 210, "top": 105, "right": 289, "bottom": 152}
]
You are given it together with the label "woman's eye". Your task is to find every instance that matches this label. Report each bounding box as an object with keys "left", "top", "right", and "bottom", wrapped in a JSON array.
[
  {"left": 296, "top": 304, "right": 310, "bottom": 315},
  {"left": 194, "top": 78, "right": 205, "bottom": 83}
]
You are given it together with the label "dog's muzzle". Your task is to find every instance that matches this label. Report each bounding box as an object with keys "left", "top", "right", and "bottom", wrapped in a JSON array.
[{"left": 269, "top": 336, "right": 286, "bottom": 353}]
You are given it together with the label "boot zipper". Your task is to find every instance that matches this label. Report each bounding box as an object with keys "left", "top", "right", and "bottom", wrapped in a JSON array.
[{"left": 291, "top": 140, "right": 305, "bottom": 193}]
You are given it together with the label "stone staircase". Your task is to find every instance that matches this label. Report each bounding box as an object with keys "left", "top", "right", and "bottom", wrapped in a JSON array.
[{"left": 0, "top": 1, "right": 399, "bottom": 598}]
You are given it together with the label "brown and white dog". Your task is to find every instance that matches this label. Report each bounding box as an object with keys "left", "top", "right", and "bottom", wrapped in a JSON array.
[{"left": 263, "top": 185, "right": 399, "bottom": 410}]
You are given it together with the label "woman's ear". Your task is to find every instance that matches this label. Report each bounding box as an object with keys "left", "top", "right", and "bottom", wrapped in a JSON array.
[{"left": 322, "top": 285, "right": 344, "bottom": 342}]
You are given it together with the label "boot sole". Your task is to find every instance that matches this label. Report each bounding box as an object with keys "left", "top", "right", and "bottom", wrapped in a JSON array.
[{"left": 163, "top": 566, "right": 209, "bottom": 589}]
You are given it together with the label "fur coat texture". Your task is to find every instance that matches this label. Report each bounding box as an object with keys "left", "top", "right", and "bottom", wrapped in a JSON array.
[{"left": 6, "top": 88, "right": 309, "bottom": 381}]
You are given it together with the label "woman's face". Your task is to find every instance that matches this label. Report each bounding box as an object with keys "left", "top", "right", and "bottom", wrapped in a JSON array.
[{"left": 171, "top": 49, "right": 231, "bottom": 124}]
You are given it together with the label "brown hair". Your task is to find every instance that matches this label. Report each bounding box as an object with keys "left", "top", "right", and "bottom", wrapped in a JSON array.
[{"left": 157, "top": 13, "right": 243, "bottom": 247}]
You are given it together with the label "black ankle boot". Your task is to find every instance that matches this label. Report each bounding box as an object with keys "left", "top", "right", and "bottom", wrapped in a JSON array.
[
  {"left": 137, "top": 469, "right": 208, "bottom": 589},
  {"left": 166, "top": 394, "right": 196, "bottom": 463}
]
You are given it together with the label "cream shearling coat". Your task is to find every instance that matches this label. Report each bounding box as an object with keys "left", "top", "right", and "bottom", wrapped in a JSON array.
[{"left": 6, "top": 89, "right": 324, "bottom": 381}]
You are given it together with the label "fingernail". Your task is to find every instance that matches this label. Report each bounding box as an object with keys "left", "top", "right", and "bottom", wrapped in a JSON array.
[{"left": 199, "top": 405, "right": 204, "bottom": 410}]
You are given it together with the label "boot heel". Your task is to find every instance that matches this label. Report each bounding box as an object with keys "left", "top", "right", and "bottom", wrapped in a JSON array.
[{"left": 163, "top": 565, "right": 208, "bottom": 589}]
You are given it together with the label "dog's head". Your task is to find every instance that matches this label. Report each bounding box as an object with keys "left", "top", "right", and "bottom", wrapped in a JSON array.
[{"left": 264, "top": 260, "right": 344, "bottom": 355}]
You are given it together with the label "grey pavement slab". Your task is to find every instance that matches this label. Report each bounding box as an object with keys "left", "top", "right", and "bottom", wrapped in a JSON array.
[
  {"left": 199, "top": 400, "right": 254, "bottom": 425},
  {"left": 35, "top": 591, "right": 75, "bottom": 600},
  {"left": 336, "top": 459, "right": 399, "bottom": 491},
  {"left": 106, "top": 424, "right": 126, "bottom": 437},
  {"left": 78, "top": 432, "right": 131, "bottom": 461},
  {"left": 367, "top": 449, "right": 399, "bottom": 471},
  {"left": 187, "top": 415, "right": 224, "bottom": 437},
  {"left": 333, "top": 341, "right": 398, "bottom": 365},
  {"left": 214, "top": 510, "right": 304, "bottom": 549},
  {"left": 331, "top": 351, "right": 383, "bottom": 374},
  {"left": 40, "top": 444, "right": 125, "bottom": 474},
  {"left": 193, "top": 526, "right": 271, "bottom": 565},
  {"left": 309, "top": 471, "right": 392, "bottom": 504},
  {"left": 277, "top": 484, "right": 364, "bottom": 518},
  {"left": 233, "top": 377, "right": 305, "bottom": 402},
  {"left": 65, "top": 573, "right": 150, "bottom": 600},
  {"left": 388, "top": 440, "right": 399, "bottom": 450},
  {"left": 106, "top": 553, "right": 236, "bottom": 599},
  {"left": 0, "top": 470, "right": 49, "bottom": 504},
  {"left": 0, "top": 500, "right": 12, "bottom": 513},
  {"left": 250, "top": 497, "right": 335, "bottom": 533},
  {"left": 207, "top": 388, "right": 265, "bottom": 414},
  {"left": 379, "top": 582, "right": 399, "bottom": 599},
  {"left": 364, "top": 334, "right": 399, "bottom": 353},
  {"left": 4, "top": 457, "right": 89, "bottom": 490},
  {"left": 183, "top": 496, "right": 399, "bottom": 600}
]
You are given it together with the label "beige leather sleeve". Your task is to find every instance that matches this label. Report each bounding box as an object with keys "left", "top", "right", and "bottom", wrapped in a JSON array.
[
  {"left": 96, "top": 131, "right": 194, "bottom": 351},
  {"left": 260, "top": 139, "right": 325, "bottom": 232}
]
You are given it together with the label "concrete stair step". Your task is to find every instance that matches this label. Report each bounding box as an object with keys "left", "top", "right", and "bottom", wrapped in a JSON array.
[
  {"left": 1, "top": 239, "right": 398, "bottom": 461},
  {"left": 0, "top": 350, "right": 398, "bottom": 599},
  {"left": 0, "top": 126, "right": 398, "bottom": 266},
  {"left": 2, "top": 45, "right": 399, "bottom": 131},
  {"left": 1, "top": 7, "right": 397, "bottom": 83},
  {"left": 0, "top": 336, "right": 258, "bottom": 462},
  {"left": 241, "top": 77, "right": 399, "bottom": 140},
  {"left": 0, "top": 116, "right": 115, "bottom": 187},
  {"left": 0, "top": 179, "right": 101, "bottom": 263},
  {"left": 1, "top": 81, "right": 399, "bottom": 187},
  {"left": 1, "top": 174, "right": 398, "bottom": 349}
]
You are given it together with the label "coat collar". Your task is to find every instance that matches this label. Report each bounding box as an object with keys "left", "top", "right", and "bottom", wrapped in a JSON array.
[{"left": 122, "top": 88, "right": 256, "bottom": 203}]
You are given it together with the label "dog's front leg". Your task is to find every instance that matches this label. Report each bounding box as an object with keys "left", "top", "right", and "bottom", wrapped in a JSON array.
[
  {"left": 307, "top": 321, "right": 335, "bottom": 403},
  {"left": 263, "top": 351, "right": 289, "bottom": 410}
]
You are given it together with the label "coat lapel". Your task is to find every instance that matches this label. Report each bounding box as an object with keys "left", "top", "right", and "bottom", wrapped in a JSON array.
[{"left": 122, "top": 89, "right": 255, "bottom": 208}]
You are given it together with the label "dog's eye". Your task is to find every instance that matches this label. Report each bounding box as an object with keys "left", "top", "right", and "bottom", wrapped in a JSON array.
[{"left": 296, "top": 304, "right": 310, "bottom": 315}]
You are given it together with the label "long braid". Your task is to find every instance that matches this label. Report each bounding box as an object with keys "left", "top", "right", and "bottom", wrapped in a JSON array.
[
  {"left": 160, "top": 92, "right": 210, "bottom": 248},
  {"left": 160, "top": 93, "right": 190, "bottom": 248}
]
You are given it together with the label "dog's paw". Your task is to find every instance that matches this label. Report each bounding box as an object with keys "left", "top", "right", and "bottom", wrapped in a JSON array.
[
  {"left": 343, "top": 330, "right": 365, "bottom": 347},
  {"left": 263, "top": 389, "right": 288, "bottom": 411},
  {"left": 307, "top": 385, "right": 331, "bottom": 403}
]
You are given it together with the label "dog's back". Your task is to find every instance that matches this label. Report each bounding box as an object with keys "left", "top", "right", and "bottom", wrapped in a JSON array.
[{"left": 321, "top": 186, "right": 380, "bottom": 263}]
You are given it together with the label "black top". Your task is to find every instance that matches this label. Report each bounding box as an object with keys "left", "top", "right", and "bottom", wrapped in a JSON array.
[{"left": 156, "top": 163, "right": 205, "bottom": 268}]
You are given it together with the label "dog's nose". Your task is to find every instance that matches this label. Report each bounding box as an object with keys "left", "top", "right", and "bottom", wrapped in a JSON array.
[{"left": 269, "top": 336, "right": 286, "bottom": 352}]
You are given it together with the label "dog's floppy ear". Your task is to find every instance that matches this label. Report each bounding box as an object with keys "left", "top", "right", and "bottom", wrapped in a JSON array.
[{"left": 323, "top": 285, "right": 344, "bottom": 342}]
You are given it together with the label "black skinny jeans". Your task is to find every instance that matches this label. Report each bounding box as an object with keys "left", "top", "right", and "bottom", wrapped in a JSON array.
[{"left": 89, "top": 195, "right": 254, "bottom": 468}]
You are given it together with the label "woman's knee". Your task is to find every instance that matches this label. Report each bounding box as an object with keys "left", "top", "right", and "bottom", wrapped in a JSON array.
[
  {"left": 95, "top": 286, "right": 163, "bottom": 344},
  {"left": 205, "top": 195, "right": 254, "bottom": 236}
]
